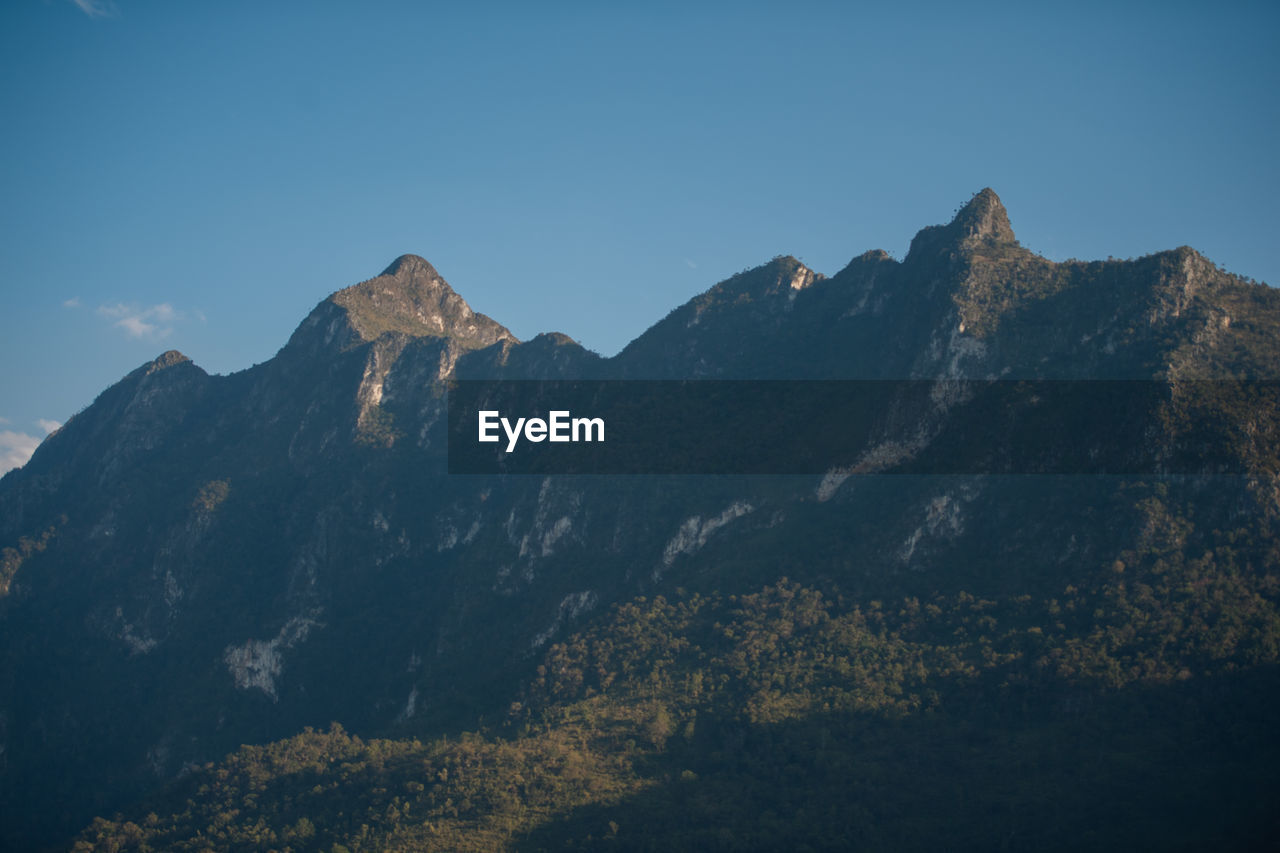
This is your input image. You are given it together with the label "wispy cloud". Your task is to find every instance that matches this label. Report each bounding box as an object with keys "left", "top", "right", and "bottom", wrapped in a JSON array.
[
  {"left": 70, "top": 0, "right": 119, "bottom": 19},
  {"left": 37, "top": 419, "right": 62, "bottom": 435},
  {"left": 97, "top": 302, "right": 183, "bottom": 341},
  {"left": 684, "top": 258, "right": 698, "bottom": 269},
  {"left": 0, "top": 430, "right": 42, "bottom": 475},
  {"left": 63, "top": 297, "right": 81, "bottom": 308}
]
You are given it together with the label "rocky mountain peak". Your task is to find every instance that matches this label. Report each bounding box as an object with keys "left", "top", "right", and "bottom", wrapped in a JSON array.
[
  {"left": 715, "top": 255, "right": 816, "bottom": 299},
  {"left": 905, "top": 188, "right": 1018, "bottom": 261},
  {"left": 330, "top": 256, "right": 515, "bottom": 347},
  {"left": 379, "top": 253, "right": 442, "bottom": 280},
  {"left": 951, "top": 188, "right": 1015, "bottom": 244},
  {"left": 284, "top": 256, "right": 519, "bottom": 357},
  {"left": 144, "top": 350, "right": 192, "bottom": 373}
]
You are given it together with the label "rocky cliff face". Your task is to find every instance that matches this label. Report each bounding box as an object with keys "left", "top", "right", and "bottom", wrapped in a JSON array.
[{"left": 2, "top": 190, "right": 1277, "bottom": 849}]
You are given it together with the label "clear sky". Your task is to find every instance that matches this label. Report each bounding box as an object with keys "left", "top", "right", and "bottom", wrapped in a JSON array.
[{"left": 2, "top": 0, "right": 1278, "bottom": 472}]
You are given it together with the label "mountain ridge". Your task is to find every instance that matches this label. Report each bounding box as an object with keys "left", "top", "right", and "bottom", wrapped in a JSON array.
[
  {"left": 3, "top": 190, "right": 1279, "bottom": 850},
  {"left": 23, "top": 186, "right": 1264, "bottom": 423}
]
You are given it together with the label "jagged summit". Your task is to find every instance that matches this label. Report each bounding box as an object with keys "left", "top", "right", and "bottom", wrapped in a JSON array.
[
  {"left": 836, "top": 248, "right": 899, "bottom": 277},
  {"left": 906, "top": 187, "right": 1018, "bottom": 260},
  {"left": 379, "top": 253, "right": 441, "bottom": 279},
  {"left": 530, "top": 332, "right": 580, "bottom": 346},
  {"left": 146, "top": 350, "right": 191, "bottom": 371},
  {"left": 121, "top": 350, "right": 203, "bottom": 384},
  {"left": 283, "top": 256, "right": 518, "bottom": 355},
  {"left": 329, "top": 255, "right": 516, "bottom": 348},
  {"left": 854, "top": 249, "right": 894, "bottom": 263},
  {"left": 952, "top": 187, "right": 1015, "bottom": 244},
  {"left": 709, "top": 255, "right": 817, "bottom": 299}
]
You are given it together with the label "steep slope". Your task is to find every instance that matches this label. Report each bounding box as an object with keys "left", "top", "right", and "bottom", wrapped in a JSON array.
[{"left": 2, "top": 191, "right": 1278, "bottom": 850}]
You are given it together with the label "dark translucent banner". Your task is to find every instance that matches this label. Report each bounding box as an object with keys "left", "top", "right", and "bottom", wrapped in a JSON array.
[{"left": 446, "top": 380, "right": 1278, "bottom": 475}]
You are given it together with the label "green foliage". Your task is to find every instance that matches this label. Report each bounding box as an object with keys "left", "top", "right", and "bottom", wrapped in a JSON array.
[{"left": 77, "top": 495, "right": 1280, "bottom": 850}]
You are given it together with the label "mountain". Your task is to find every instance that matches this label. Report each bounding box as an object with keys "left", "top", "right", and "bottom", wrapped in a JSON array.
[{"left": 3, "top": 190, "right": 1279, "bottom": 851}]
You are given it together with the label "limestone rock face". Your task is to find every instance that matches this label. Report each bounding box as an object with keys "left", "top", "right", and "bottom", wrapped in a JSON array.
[
  {"left": 952, "top": 187, "right": 1016, "bottom": 245},
  {"left": 281, "top": 254, "right": 517, "bottom": 360},
  {"left": 330, "top": 254, "right": 517, "bottom": 349}
]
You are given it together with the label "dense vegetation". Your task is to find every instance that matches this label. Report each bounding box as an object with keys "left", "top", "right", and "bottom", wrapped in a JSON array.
[{"left": 75, "top": 488, "right": 1280, "bottom": 851}]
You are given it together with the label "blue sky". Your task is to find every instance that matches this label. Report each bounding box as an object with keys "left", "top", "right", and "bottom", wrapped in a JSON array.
[{"left": 2, "top": 0, "right": 1277, "bottom": 472}]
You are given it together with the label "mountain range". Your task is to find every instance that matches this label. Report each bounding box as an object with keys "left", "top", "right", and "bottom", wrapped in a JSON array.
[{"left": 3, "top": 189, "right": 1279, "bottom": 851}]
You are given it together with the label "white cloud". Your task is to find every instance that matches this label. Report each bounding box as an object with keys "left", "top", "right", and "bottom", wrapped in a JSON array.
[
  {"left": 0, "top": 416, "right": 9, "bottom": 425},
  {"left": 0, "top": 430, "right": 42, "bottom": 475},
  {"left": 684, "top": 258, "right": 698, "bottom": 269},
  {"left": 37, "top": 419, "right": 62, "bottom": 435},
  {"left": 63, "top": 297, "right": 81, "bottom": 308},
  {"left": 70, "top": 0, "right": 119, "bottom": 18},
  {"left": 118, "top": 315, "right": 161, "bottom": 339},
  {"left": 150, "top": 303, "right": 177, "bottom": 323},
  {"left": 97, "top": 302, "right": 182, "bottom": 340}
]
